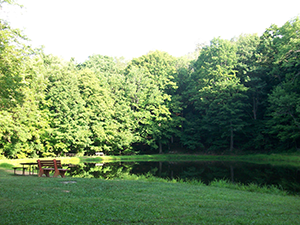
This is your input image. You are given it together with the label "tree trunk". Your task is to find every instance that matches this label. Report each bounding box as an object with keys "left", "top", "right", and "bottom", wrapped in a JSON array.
[
  {"left": 230, "top": 123, "right": 234, "bottom": 151},
  {"left": 253, "top": 95, "right": 257, "bottom": 120},
  {"left": 159, "top": 141, "right": 162, "bottom": 154}
]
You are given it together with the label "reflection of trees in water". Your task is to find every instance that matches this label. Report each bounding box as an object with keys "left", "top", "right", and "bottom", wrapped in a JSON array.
[
  {"left": 134, "top": 161, "right": 300, "bottom": 194},
  {"left": 68, "top": 162, "right": 137, "bottom": 179},
  {"left": 180, "top": 162, "right": 300, "bottom": 194},
  {"left": 68, "top": 161, "right": 300, "bottom": 194}
]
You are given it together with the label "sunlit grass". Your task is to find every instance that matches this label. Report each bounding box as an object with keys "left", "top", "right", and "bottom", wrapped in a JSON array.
[
  {"left": 0, "top": 168, "right": 299, "bottom": 224},
  {"left": 0, "top": 157, "right": 80, "bottom": 169}
]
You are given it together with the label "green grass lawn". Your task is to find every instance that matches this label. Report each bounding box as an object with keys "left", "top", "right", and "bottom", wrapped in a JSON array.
[{"left": 0, "top": 168, "right": 299, "bottom": 225}]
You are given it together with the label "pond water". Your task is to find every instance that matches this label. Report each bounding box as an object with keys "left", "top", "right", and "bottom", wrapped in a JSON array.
[{"left": 67, "top": 161, "right": 300, "bottom": 194}]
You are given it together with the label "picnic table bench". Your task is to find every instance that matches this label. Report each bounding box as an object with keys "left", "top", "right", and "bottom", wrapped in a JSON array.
[
  {"left": 13, "top": 162, "right": 39, "bottom": 175},
  {"left": 37, "top": 159, "right": 69, "bottom": 178},
  {"left": 13, "top": 166, "right": 27, "bottom": 175}
]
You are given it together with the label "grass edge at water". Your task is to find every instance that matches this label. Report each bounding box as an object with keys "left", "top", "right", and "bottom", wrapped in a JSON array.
[
  {"left": 1, "top": 152, "right": 300, "bottom": 166},
  {"left": 0, "top": 153, "right": 299, "bottom": 196},
  {"left": 111, "top": 171, "right": 289, "bottom": 196}
]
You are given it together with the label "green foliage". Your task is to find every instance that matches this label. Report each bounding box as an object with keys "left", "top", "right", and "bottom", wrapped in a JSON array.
[
  {"left": 43, "top": 55, "right": 91, "bottom": 156},
  {"left": 0, "top": 0, "right": 20, "bottom": 7},
  {"left": 1, "top": 3, "right": 300, "bottom": 157},
  {"left": 0, "top": 20, "right": 27, "bottom": 109},
  {"left": 183, "top": 38, "right": 248, "bottom": 151},
  {"left": 125, "top": 51, "right": 181, "bottom": 153},
  {"left": 265, "top": 17, "right": 300, "bottom": 150},
  {"left": 126, "top": 50, "right": 177, "bottom": 92},
  {"left": 0, "top": 19, "right": 43, "bottom": 158},
  {"left": 77, "top": 55, "right": 138, "bottom": 155},
  {"left": 233, "top": 34, "right": 271, "bottom": 151}
]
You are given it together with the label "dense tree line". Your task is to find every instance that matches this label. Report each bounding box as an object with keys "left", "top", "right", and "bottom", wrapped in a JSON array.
[{"left": 1, "top": 2, "right": 300, "bottom": 158}]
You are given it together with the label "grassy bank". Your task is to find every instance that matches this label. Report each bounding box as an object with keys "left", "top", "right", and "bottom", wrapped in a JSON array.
[
  {"left": 1, "top": 153, "right": 300, "bottom": 169},
  {"left": 84, "top": 153, "right": 300, "bottom": 166},
  {"left": 0, "top": 169, "right": 299, "bottom": 224}
]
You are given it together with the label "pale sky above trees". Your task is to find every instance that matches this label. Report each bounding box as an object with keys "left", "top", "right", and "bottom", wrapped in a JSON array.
[{"left": 2, "top": 0, "right": 300, "bottom": 62}]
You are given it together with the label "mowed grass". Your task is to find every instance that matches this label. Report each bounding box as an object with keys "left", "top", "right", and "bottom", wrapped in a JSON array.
[{"left": 0, "top": 169, "right": 299, "bottom": 225}]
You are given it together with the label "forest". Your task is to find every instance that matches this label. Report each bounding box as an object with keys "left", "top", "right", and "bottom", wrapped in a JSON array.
[{"left": 1, "top": 2, "right": 300, "bottom": 158}]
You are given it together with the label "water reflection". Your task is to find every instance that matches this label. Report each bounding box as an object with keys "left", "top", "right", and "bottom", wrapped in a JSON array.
[
  {"left": 67, "top": 161, "right": 300, "bottom": 194},
  {"left": 68, "top": 162, "right": 136, "bottom": 179}
]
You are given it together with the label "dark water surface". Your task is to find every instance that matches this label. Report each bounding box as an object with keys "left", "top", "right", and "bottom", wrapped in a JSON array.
[{"left": 68, "top": 161, "right": 300, "bottom": 194}]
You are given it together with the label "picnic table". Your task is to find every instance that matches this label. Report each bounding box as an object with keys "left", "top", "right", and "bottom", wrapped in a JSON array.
[
  {"left": 20, "top": 162, "right": 38, "bottom": 175},
  {"left": 13, "top": 162, "right": 38, "bottom": 175}
]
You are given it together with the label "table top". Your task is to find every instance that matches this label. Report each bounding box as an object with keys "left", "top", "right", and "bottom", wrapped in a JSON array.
[{"left": 20, "top": 162, "right": 38, "bottom": 165}]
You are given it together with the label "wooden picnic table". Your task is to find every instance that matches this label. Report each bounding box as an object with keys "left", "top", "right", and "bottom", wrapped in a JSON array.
[
  {"left": 20, "top": 162, "right": 38, "bottom": 175},
  {"left": 13, "top": 162, "right": 38, "bottom": 175}
]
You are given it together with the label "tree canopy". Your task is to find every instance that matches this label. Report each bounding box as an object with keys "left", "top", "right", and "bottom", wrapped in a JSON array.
[{"left": 1, "top": 6, "right": 300, "bottom": 158}]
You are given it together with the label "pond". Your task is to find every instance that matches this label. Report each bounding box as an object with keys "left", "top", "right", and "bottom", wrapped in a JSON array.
[{"left": 67, "top": 161, "right": 300, "bottom": 194}]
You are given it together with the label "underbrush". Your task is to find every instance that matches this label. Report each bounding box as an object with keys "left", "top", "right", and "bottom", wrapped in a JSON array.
[
  {"left": 209, "top": 179, "right": 288, "bottom": 196},
  {"left": 115, "top": 172, "right": 289, "bottom": 196}
]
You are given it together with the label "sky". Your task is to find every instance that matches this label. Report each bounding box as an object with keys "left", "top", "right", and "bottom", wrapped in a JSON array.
[{"left": 2, "top": 0, "right": 300, "bottom": 63}]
